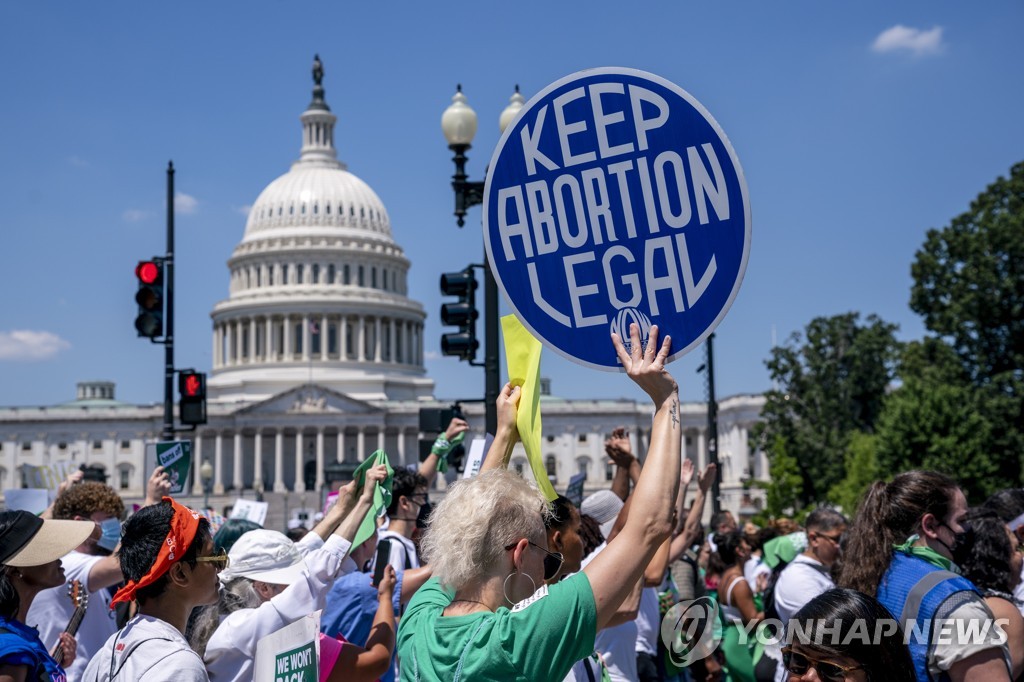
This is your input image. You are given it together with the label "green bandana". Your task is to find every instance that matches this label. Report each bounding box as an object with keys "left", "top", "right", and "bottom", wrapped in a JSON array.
[
  {"left": 431, "top": 430, "right": 467, "bottom": 474},
  {"left": 351, "top": 450, "right": 394, "bottom": 547},
  {"left": 893, "top": 534, "right": 960, "bottom": 574}
]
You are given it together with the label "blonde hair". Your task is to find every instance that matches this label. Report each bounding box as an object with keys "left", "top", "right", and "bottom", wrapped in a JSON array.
[{"left": 421, "top": 469, "right": 549, "bottom": 591}]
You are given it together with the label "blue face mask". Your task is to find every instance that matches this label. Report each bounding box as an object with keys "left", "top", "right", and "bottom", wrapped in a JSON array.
[{"left": 97, "top": 518, "right": 122, "bottom": 552}]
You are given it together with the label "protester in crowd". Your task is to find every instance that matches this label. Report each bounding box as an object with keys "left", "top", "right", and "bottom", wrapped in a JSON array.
[
  {"left": 545, "top": 496, "right": 585, "bottom": 582},
  {"left": 285, "top": 525, "right": 309, "bottom": 542},
  {"left": 957, "top": 508, "right": 1024, "bottom": 678},
  {"left": 418, "top": 416, "right": 469, "bottom": 485},
  {"left": 200, "top": 465, "right": 386, "bottom": 682},
  {"left": 83, "top": 497, "right": 223, "bottom": 681},
  {"left": 28, "top": 468, "right": 170, "bottom": 682},
  {"left": 578, "top": 515, "right": 605, "bottom": 561},
  {"left": 377, "top": 468, "right": 428, "bottom": 573},
  {"left": 321, "top": 530, "right": 433, "bottom": 682},
  {"left": 983, "top": 488, "right": 1024, "bottom": 618},
  {"left": 784, "top": 587, "right": 915, "bottom": 682},
  {"left": 839, "top": 470, "right": 1010, "bottom": 682},
  {"left": 0, "top": 510, "right": 93, "bottom": 681},
  {"left": 773, "top": 508, "right": 846, "bottom": 625},
  {"left": 606, "top": 427, "right": 640, "bottom": 502},
  {"left": 716, "top": 529, "right": 762, "bottom": 682},
  {"left": 319, "top": 563, "right": 397, "bottom": 682},
  {"left": 212, "top": 518, "right": 261, "bottom": 553},
  {"left": 397, "top": 324, "right": 681, "bottom": 680},
  {"left": 744, "top": 525, "right": 778, "bottom": 593}
]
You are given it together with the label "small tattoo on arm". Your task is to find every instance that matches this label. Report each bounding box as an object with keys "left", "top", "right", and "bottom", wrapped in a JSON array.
[{"left": 670, "top": 400, "right": 679, "bottom": 429}]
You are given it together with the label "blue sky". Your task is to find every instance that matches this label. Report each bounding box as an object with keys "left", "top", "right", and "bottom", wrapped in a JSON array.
[{"left": 1, "top": 2, "right": 1021, "bottom": 408}]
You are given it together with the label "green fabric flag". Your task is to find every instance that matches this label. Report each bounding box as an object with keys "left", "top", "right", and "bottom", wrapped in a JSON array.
[
  {"left": 893, "top": 534, "right": 960, "bottom": 574},
  {"left": 351, "top": 450, "right": 394, "bottom": 547},
  {"left": 761, "top": 531, "right": 807, "bottom": 569},
  {"left": 432, "top": 430, "right": 467, "bottom": 474}
]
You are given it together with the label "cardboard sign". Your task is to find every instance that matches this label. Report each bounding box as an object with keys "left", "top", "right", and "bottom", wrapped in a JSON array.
[
  {"left": 229, "top": 498, "right": 269, "bottom": 526},
  {"left": 483, "top": 67, "right": 751, "bottom": 370},
  {"left": 254, "top": 611, "right": 321, "bottom": 682},
  {"left": 145, "top": 440, "right": 193, "bottom": 495},
  {"left": 3, "top": 489, "right": 49, "bottom": 514},
  {"left": 461, "top": 435, "right": 493, "bottom": 479},
  {"left": 21, "top": 462, "right": 77, "bottom": 492},
  {"left": 565, "top": 472, "right": 586, "bottom": 507}
]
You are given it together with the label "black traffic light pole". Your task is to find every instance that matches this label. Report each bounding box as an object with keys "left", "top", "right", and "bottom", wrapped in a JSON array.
[
  {"left": 705, "top": 333, "right": 722, "bottom": 514},
  {"left": 448, "top": 144, "right": 498, "bottom": 436},
  {"left": 162, "top": 162, "right": 175, "bottom": 441}
]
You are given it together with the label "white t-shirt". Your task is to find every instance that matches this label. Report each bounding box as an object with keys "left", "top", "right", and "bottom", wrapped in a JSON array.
[
  {"left": 773, "top": 554, "right": 834, "bottom": 626},
  {"left": 376, "top": 529, "right": 419, "bottom": 572},
  {"left": 81, "top": 614, "right": 207, "bottom": 681},
  {"left": 27, "top": 550, "right": 118, "bottom": 682},
  {"left": 744, "top": 556, "right": 771, "bottom": 592},
  {"left": 204, "top": 534, "right": 352, "bottom": 682},
  {"left": 582, "top": 542, "right": 638, "bottom": 682},
  {"left": 634, "top": 587, "right": 659, "bottom": 656},
  {"left": 929, "top": 598, "right": 1010, "bottom": 677}
]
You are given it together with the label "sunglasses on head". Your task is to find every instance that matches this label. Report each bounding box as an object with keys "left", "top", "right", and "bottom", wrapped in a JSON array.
[
  {"left": 194, "top": 549, "right": 230, "bottom": 571},
  {"left": 504, "top": 541, "right": 564, "bottom": 581},
  {"left": 782, "top": 647, "right": 861, "bottom": 682}
]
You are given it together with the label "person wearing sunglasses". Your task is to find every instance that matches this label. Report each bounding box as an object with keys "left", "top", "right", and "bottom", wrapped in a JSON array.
[
  {"left": 783, "top": 587, "right": 915, "bottom": 682},
  {"left": 82, "top": 497, "right": 221, "bottom": 681},
  {"left": 201, "top": 465, "right": 388, "bottom": 682},
  {"left": 397, "top": 324, "right": 682, "bottom": 680}
]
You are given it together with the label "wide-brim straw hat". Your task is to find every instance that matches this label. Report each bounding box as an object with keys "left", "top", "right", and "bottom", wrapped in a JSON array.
[{"left": 0, "top": 511, "right": 94, "bottom": 567}]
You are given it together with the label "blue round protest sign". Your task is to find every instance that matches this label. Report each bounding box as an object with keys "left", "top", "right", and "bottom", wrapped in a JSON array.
[{"left": 483, "top": 67, "right": 750, "bottom": 370}]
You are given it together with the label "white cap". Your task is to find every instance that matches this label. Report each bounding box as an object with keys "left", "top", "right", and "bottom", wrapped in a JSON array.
[
  {"left": 581, "top": 490, "right": 624, "bottom": 540},
  {"left": 220, "top": 529, "right": 306, "bottom": 585}
]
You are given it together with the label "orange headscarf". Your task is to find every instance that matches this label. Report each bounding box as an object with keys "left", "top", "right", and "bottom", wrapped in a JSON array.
[{"left": 110, "top": 497, "right": 202, "bottom": 608}]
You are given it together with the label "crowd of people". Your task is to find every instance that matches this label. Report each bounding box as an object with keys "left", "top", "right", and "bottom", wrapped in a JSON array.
[{"left": 0, "top": 324, "right": 1021, "bottom": 681}]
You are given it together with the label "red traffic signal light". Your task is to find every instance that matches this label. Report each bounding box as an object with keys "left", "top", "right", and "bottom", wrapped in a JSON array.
[
  {"left": 183, "top": 374, "right": 202, "bottom": 398},
  {"left": 134, "top": 259, "right": 164, "bottom": 339},
  {"left": 136, "top": 261, "right": 161, "bottom": 285},
  {"left": 178, "top": 371, "right": 207, "bottom": 426}
]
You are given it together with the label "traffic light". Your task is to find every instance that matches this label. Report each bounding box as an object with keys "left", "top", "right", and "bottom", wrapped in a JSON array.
[
  {"left": 439, "top": 268, "right": 478, "bottom": 360},
  {"left": 179, "top": 370, "right": 207, "bottom": 426},
  {"left": 134, "top": 259, "right": 164, "bottom": 338}
]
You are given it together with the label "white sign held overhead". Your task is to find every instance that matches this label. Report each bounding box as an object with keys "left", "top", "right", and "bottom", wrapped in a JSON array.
[
  {"left": 483, "top": 67, "right": 751, "bottom": 370},
  {"left": 230, "top": 498, "right": 269, "bottom": 526}
]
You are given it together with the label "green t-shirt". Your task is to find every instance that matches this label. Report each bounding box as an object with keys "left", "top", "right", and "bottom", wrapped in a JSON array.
[{"left": 397, "top": 572, "right": 598, "bottom": 681}]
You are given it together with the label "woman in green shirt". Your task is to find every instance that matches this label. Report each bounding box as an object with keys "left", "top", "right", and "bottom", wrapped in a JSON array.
[{"left": 397, "top": 325, "right": 683, "bottom": 681}]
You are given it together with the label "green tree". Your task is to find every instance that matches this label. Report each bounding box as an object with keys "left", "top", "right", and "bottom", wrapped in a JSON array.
[
  {"left": 873, "top": 338, "right": 1023, "bottom": 502},
  {"left": 828, "top": 431, "right": 879, "bottom": 516},
  {"left": 910, "top": 161, "right": 1024, "bottom": 386},
  {"left": 754, "top": 313, "right": 901, "bottom": 508}
]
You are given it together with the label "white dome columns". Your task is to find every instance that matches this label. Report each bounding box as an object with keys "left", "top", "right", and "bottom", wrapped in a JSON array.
[
  {"left": 212, "top": 312, "right": 423, "bottom": 369},
  {"left": 299, "top": 108, "right": 340, "bottom": 167}
]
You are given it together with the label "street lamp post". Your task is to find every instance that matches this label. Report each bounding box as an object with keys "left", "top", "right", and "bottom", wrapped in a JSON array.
[
  {"left": 200, "top": 459, "right": 213, "bottom": 511},
  {"left": 441, "top": 85, "right": 524, "bottom": 436}
]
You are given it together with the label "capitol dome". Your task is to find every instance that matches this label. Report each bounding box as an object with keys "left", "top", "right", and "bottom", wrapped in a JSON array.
[{"left": 208, "top": 56, "right": 432, "bottom": 404}]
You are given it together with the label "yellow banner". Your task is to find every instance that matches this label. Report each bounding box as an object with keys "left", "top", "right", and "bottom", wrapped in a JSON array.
[{"left": 501, "top": 315, "right": 557, "bottom": 501}]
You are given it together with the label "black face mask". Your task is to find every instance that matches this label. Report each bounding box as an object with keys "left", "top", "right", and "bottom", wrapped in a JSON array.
[
  {"left": 416, "top": 501, "right": 434, "bottom": 530},
  {"left": 942, "top": 521, "right": 971, "bottom": 563}
]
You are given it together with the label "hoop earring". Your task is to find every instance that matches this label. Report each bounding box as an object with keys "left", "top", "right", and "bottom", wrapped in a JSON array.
[{"left": 503, "top": 570, "right": 537, "bottom": 606}]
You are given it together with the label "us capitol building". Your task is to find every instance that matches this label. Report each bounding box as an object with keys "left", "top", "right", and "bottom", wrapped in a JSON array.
[{"left": 0, "top": 61, "right": 767, "bottom": 528}]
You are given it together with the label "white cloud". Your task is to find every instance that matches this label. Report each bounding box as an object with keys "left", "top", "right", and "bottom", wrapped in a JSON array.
[
  {"left": 67, "top": 155, "right": 89, "bottom": 168},
  {"left": 122, "top": 209, "right": 151, "bottom": 223},
  {"left": 175, "top": 192, "right": 199, "bottom": 214},
  {"left": 872, "top": 25, "right": 945, "bottom": 56},
  {"left": 236, "top": 204, "right": 253, "bottom": 217},
  {"left": 424, "top": 350, "right": 442, "bottom": 361},
  {"left": 0, "top": 330, "right": 71, "bottom": 361}
]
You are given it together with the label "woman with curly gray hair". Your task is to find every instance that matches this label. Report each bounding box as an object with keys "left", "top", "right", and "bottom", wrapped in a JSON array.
[{"left": 396, "top": 325, "right": 682, "bottom": 680}]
